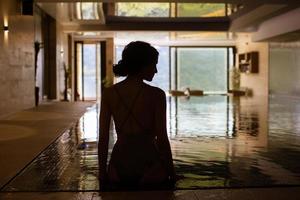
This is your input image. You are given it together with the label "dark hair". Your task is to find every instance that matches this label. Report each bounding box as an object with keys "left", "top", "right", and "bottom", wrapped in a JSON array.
[{"left": 113, "top": 41, "right": 159, "bottom": 77}]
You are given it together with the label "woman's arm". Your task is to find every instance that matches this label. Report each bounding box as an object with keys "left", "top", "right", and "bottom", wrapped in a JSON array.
[
  {"left": 155, "top": 90, "right": 176, "bottom": 180},
  {"left": 98, "top": 89, "right": 111, "bottom": 189}
]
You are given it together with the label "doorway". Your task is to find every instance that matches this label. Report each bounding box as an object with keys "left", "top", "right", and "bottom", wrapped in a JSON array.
[{"left": 75, "top": 41, "right": 105, "bottom": 101}]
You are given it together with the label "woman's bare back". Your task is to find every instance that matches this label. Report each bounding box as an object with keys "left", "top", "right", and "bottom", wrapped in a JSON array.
[
  {"left": 105, "top": 81, "right": 165, "bottom": 135},
  {"left": 101, "top": 80, "right": 170, "bottom": 188}
]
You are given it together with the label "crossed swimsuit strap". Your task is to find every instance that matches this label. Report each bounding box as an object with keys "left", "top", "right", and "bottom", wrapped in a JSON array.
[{"left": 114, "top": 86, "right": 146, "bottom": 133}]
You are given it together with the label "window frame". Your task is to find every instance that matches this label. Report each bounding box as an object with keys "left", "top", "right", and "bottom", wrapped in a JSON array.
[{"left": 169, "top": 46, "right": 236, "bottom": 94}]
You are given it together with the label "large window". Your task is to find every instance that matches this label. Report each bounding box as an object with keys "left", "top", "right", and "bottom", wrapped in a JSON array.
[
  {"left": 171, "top": 47, "right": 233, "bottom": 94},
  {"left": 115, "top": 46, "right": 234, "bottom": 94},
  {"left": 116, "top": 3, "right": 169, "bottom": 17},
  {"left": 75, "top": 2, "right": 103, "bottom": 20},
  {"left": 177, "top": 3, "right": 226, "bottom": 17},
  {"left": 116, "top": 3, "right": 229, "bottom": 17}
]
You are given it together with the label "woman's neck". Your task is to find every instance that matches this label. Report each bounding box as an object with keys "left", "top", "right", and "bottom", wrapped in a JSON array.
[{"left": 125, "top": 75, "right": 144, "bottom": 84}]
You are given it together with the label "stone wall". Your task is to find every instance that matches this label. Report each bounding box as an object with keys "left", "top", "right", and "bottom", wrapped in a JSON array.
[{"left": 0, "top": 15, "right": 35, "bottom": 118}]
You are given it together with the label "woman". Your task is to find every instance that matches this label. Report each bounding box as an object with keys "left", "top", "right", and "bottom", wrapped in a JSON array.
[{"left": 98, "top": 41, "right": 175, "bottom": 190}]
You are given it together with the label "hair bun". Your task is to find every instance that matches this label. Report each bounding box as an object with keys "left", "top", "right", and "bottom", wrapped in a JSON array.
[
  {"left": 113, "top": 41, "right": 159, "bottom": 77},
  {"left": 113, "top": 60, "right": 129, "bottom": 77}
]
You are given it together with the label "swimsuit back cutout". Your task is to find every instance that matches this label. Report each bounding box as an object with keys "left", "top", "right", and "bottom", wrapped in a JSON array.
[
  {"left": 109, "top": 86, "right": 168, "bottom": 189},
  {"left": 114, "top": 86, "right": 147, "bottom": 135}
]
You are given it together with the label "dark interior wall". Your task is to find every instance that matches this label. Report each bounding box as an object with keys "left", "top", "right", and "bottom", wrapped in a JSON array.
[
  {"left": 42, "top": 13, "right": 57, "bottom": 99},
  {"left": 269, "top": 47, "right": 300, "bottom": 97}
]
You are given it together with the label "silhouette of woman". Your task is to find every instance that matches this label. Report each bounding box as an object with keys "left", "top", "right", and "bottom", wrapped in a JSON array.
[{"left": 98, "top": 41, "right": 175, "bottom": 190}]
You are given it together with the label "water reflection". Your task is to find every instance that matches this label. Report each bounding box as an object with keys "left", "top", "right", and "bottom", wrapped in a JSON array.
[
  {"left": 168, "top": 95, "right": 262, "bottom": 138},
  {"left": 169, "top": 95, "right": 229, "bottom": 137},
  {"left": 168, "top": 95, "right": 300, "bottom": 188},
  {"left": 78, "top": 105, "right": 99, "bottom": 142},
  {"left": 3, "top": 95, "right": 300, "bottom": 191}
]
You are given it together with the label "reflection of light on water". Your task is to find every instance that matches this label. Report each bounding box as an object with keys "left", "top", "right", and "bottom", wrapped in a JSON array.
[
  {"left": 79, "top": 105, "right": 99, "bottom": 142},
  {"left": 77, "top": 96, "right": 300, "bottom": 189},
  {"left": 60, "top": 129, "right": 71, "bottom": 144},
  {"left": 5, "top": 96, "right": 300, "bottom": 191},
  {"left": 168, "top": 96, "right": 231, "bottom": 137}
]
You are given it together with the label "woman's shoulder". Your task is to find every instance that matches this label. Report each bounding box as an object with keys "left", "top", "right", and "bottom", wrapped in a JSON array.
[
  {"left": 143, "top": 84, "right": 166, "bottom": 98},
  {"left": 101, "top": 85, "right": 116, "bottom": 100},
  {"left": 103, "top": 82, "right": 165, "bottom": 97},
  {"left": 103, "top": 81, "right": 124, "bottom": 91},
  {"left": 102, "top": 86, "right": 113, "bottom": 93}
]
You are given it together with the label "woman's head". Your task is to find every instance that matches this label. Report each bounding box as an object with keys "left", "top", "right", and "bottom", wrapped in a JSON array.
[{"left": 113, "top": 41, "right": 159, "bottom": 81}]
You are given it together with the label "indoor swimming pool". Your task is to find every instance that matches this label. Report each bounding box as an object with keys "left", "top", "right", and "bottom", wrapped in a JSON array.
[{"left": 2, "top": 95, "right": 300, "bottom": 191}]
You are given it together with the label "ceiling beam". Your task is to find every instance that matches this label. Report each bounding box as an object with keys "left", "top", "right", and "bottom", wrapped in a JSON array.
[
  {"left": 230, "top": 4, "right": 288, "bottom": 31},
  {"left": 230, "top": 0, "right": 299, "bottom": 20},
  {"left": 230, "top": 2, "right": 262, "bottom": 20},
  {"left": 252, "top": 7, "right": 300, "bottom": 42},
  {"left": 63, "top": 17, "right": 230, "bottom": 32}
]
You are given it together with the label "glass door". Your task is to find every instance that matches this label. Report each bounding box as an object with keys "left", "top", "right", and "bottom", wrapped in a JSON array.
[{"left": 75, "top": 42, "right": 101, "bottom": 101}]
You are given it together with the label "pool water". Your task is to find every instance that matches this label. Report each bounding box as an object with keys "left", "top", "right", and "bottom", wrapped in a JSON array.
[{"left": 3, "top": 95, "right": 300, "bottom": 191}]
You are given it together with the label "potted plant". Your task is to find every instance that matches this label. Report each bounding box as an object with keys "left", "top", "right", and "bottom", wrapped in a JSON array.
[
  {"left": 63, "top": 62, "right": 71, "bottom": 101},
  {"left": 230, "top": 67, "right": 240, "bottom": 90}
]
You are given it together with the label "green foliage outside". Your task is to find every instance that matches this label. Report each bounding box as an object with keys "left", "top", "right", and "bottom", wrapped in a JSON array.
[
  {"left": 117, "top": 3, "right": 169, "bottom": 17},
  {"left": 81, "top": 3, "right": 96, "bottom": 19},
  {"left": 116, "top": 3, "right": 226, "bottom": 17},
  {"left": 177, "top": 3, "right": 226, "bottom": 17},
  {"left": 178, "top": 48, "right": 227, "bottom": 93}
]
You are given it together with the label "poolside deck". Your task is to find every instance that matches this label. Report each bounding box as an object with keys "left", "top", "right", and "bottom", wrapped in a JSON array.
[{"left": 0, "top": 101, "right": 94, "bottom": 189}]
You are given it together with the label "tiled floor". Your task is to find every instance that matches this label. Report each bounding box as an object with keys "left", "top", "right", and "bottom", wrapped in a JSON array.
[
  {"left": 0, "top": 102, "right": 94, "bottom": 189},
  {"left": 2, "top": 125, "right": 99, "bottom": 191}
]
